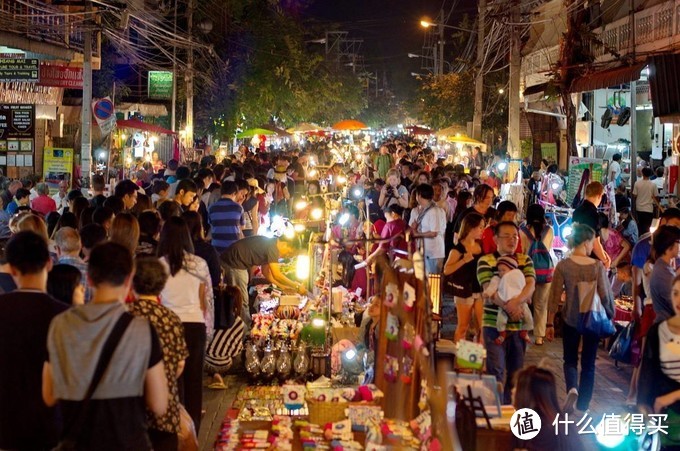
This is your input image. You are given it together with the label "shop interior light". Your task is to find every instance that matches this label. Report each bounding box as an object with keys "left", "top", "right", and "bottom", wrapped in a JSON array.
[
  {"left": 497, "top": 161, "right": 508, "bottom": 171},
  {"left": 312, "top": 317, "right": 326, "bottom": 328},
  {"left": 296, "top": 254, "right": 310, "bottom": 280},
  {"left": 337, "top": 175, "right": 347, "bottom": 185},
  {"left": 561, "top": 225, "right": 573, "bottom": 239},
  {"left": 283, "top": 225, "right": 296, "bottom": 239},
  {"left": 294, "top": 223, "right": 306, "bottom": 233},
  {"left": 99, "top": 151, "right": 106, "bottom": 159},
  {"left": 344, "top": 349, "right": 357, "bottom": 361},
  {"left": 310, "top": 208, "right": 323, "bottom": 221},
  {"left": 349, "top": 185, "right": 364, "bottom": 200},
  {"left": 594, "top": 416, "right": 627, "bottom": 448},
  {"left": 551, "top": 182, "right": 560, "bottom": 190},
  {"left": 308, "top": 169, "right": 318, "bottom": 178},
  {"left": 338, "top": 213, "right": 350, "bottom": 226}
]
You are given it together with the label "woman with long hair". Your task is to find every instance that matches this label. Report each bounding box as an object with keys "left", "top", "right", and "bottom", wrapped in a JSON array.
[
  {"left": 337, "top": 250, "right": 367, "bottom": 294},
  {"left": 520, "top": 204, "right": 554, "bottom": 345},
  {"left": 157, "top": 216, "right": 213, "bottom": 433},
  {"left": 444, "top": 212, "right": 485, "bottom": 342},
  {"left": 182, "top": 210, "right": 220, "bottom": 288},
  {"left": 110, "top": 212, "right": 140, "bottom": 255},
  {"left": 453, "top": 184, "right": 495, "bottom": 244},
  {"left": 547, "top": 224, "right": 614, "bottom": 412},
  {"left": 513, "top": 366, "right": 585, "bottom": 450}
]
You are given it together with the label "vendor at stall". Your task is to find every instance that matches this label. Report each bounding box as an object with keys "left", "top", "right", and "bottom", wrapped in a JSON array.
[{"left": 220, "top": 235, "right": 306, "bottom": 326}]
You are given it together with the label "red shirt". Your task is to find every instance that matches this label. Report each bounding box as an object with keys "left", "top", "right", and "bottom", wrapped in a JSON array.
[
  {"left": 380, "top": 218, "right": 408, "bottom": 256},
  {"left": 31, "top": 195, "right": 57, "bottom": 217}
]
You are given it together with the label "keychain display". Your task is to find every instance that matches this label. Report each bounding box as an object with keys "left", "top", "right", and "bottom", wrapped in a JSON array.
[
  {"left": 402, "top": 323, "right": 415, "bottom": 350},
  {"left": 400, "top": 355, "right": 413, "bottom": 384},
  {"left": 384, "top": 355, "right": 399, "bottom": 382},
  {"left": 384, "top": 283, "right": 399, "bottom": 308},
  {"left": 403, "top": 282, "right": 416, "bottom": 312},
  {"left": 385, "top": 313, "right": 399, "bottom": 340}
]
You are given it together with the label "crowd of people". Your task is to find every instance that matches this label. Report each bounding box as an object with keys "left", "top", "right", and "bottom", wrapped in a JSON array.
[{"left": 0, "top": 135, "right": 679, "bottom": 450}]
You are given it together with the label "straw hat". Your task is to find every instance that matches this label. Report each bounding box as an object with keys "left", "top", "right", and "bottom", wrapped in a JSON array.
[{"left": 247, "top": 178, "right": 264, "bottom": 194}]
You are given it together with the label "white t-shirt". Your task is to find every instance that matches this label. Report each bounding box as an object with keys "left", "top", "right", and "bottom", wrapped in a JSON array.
[
  {"left": 160, "top": 252, "right": 212, "bottom": 324},
  {"left": 409, "top": 203, "right": 446, "bottom": 259},
  {"left": 633, "top": 178, "right": 658, "bottom": 213},
  {"left": 609, "top": 160, "right": 621, "bottom": 184}
]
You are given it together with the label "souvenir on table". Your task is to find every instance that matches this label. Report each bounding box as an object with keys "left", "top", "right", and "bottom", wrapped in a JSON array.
[
  {"left": 410, "top": 410, "right": 432, "bottom": 442},
  {"left": 385, "top": 313, "right": 399, "bottom": 340},
  {"left": 294, "top": 342, "right": 310, "bottom": 376},
  {"left": 384, "top": 283, "right": 398, "bottom": 308},
  {"left": 250, "top": 313, "right": 274, "bottom": 339},
  {"left": 276, "top": 341, "right": 292, "bottom": 378},
  {"left": 282, "top": 384, "right": 307, "bottom": 410},
  {"left": 347, "top": 405, "right": 384, "bottom": 432},
  {"left": 260, "top": 343, "right": 276, "bottom": 378},
  {"left": 244, "top": 341, "right": 261, "bottom": 376},
  {"left": 403, "top": 282, "right": 416, "bottom": 312},
  {"left": 455, "top": 339, "right": 486, "bottom": 370}
]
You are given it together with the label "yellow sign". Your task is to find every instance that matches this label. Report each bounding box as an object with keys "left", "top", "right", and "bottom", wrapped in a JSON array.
[{"left": 43, "top": 147, "right": 73, "bottom": 193}]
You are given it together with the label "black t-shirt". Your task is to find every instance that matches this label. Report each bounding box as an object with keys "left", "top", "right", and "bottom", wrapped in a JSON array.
[
  {"left": 0, "top": 291, "right": 69, "bottom": 449},
  {"left": 90, "top": 194, "right": 107, "bottom": 209},
  {"left": 220, "top": 235, "right": 279, "bottom": 270},
  {"left": 59, "top": 320, "right": 162, "bottom": 451},
  {"left": 573, "top": 200, "right": 600, "bottom": 236},
  {"left": 453, "top": 206, "right": 495, "bottom": 236}
]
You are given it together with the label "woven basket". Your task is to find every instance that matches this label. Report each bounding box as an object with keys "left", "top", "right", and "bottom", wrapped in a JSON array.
[{"left": 306, "top": 397, "right": 348, "bottom": 425}]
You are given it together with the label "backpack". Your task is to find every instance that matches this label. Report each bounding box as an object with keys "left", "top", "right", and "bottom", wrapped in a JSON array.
[{"left": 521, "top": 225, "right": 554, "bottom": 284}]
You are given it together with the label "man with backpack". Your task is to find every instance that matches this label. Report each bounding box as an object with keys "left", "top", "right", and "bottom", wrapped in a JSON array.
[{"left": 520, "top": 204, "right": 555, "bottom": 345}]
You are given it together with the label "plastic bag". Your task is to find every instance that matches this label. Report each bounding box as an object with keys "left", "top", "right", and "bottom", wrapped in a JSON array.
[{"left": 178, "top": 404, "right": 198, "bottom": 451}]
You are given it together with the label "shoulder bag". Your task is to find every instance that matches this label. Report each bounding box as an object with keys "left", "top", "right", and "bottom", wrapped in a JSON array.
[
  {"left": 576, "top": 265, "right": 615, "bottom": 338},
  {"left": 54, "top": 312, "right": 134, "bottom": 450}
]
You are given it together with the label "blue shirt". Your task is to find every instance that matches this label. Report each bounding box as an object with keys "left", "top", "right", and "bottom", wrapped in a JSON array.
[
  {"left": 631, "top": 232, "right": 652, "bottom": 269},
  {"left": 5, "top": 201, "right": 18, "bottom": 215},
  {"left": 208, "top": 198, "right": 244, "bottom": 254},
  {"left": 650, "top": 259, "right": 676, "bottom": 324}
]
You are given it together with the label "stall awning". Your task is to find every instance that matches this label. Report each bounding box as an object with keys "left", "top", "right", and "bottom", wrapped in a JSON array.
[
  {"left": 570, "top": 63, "right": 646, "bottom": 93},
  {"left": 649, "top": 54, "right": 680, "bottom": 119},
  {"left": 116, "top": 119, "right": 177, "bottom": 135}
]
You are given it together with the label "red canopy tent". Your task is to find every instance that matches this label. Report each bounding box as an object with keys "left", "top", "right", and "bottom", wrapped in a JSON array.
[
  {"left": 116, "top": 119, "right": 177, "bottom": 135},
  {"left": 405, "top": 125, "right": 432, "bottom": 135}
]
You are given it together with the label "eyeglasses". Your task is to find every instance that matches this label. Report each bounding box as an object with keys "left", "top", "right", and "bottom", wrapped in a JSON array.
[{"left": 498, "top": 234, "right": 519, "bottom": 240}]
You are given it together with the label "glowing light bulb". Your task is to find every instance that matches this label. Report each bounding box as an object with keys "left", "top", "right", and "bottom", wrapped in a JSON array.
[
  {"left": 295, "top": 200, "right": 308, "bottom": 211},
  {"left": 311, "top": 208, "right": 323, "bottom": 220}
]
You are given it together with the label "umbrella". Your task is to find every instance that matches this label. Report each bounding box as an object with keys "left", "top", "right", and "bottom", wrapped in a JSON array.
[
  {"left": 332, "top": 119, "right": 368, "bottom": 131},
  {"left": 436, "top": 124, "right": 468, "bottom": 137},
  {"left": 236, "top": 128, "right": 278, "bottom": 139},
  {"left": 405, "top": 125, "right": 432, "bottom": 135},
  {"left": 287, "top": 122, "right": 322, "bottom": 133}
]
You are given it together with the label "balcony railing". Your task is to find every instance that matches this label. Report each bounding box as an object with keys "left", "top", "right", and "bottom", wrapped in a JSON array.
[{"left": 0, "top": 0, "right": 99, "bottom": 57}]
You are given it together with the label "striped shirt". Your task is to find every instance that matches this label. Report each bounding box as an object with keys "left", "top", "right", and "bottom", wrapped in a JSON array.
[
  {"left": 208, "top": 198, "right": 244, "bottom": 254},
  {"left": 477, "top": 252, "right": 535, "bottom": 331}
]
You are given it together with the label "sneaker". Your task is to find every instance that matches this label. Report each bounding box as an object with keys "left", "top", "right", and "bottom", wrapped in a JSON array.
[{"left": 563, "top": 388, "right": 578, "bottom": 414}]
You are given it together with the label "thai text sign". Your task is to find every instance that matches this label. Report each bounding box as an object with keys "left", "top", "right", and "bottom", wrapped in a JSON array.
[
  {"left": 39, "top": 64, "right": 83, "bottom": 89},
  {"left": 148, "top": 71, "right": 173, "bottom": 99}
]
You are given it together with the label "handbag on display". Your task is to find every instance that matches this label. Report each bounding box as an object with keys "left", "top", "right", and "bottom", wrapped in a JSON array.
[{"left": 576, "top": 268, "right": 615, "bottom": 338}]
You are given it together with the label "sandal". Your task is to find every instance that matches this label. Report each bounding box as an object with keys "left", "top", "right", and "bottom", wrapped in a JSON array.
[{"left": 208, "top": 374, "right": 227, "bottom": 390}]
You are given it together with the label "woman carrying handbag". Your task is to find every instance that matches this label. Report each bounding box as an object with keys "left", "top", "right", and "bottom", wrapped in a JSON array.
[{"left": 546, "top": 224, "right": 615, "bottom": 413}]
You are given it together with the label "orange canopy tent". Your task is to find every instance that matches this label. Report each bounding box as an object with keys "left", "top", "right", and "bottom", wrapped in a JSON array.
[{"left": 332, "top": 119, "right": 368, "bottom": 131}]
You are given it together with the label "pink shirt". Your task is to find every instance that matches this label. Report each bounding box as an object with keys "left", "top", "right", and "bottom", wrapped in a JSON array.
[{"left": 602, "top": 228, "right": 626, "bottom": 262}]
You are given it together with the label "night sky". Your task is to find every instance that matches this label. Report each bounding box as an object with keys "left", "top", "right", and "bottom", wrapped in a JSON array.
[{"left": 306, "top": 0, "right": 478, "bottom": 98}]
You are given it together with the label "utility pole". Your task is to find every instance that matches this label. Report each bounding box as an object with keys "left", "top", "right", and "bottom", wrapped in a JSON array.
[
  {"left": 508, "top": 0, "right": 521, "bottom": 159},
  {"left": 185, "top": 0, "right": 194, "bottom": 150},
  {"left": 80, "top": 0, "right": 93, "bottom": 189},
  {"left": 472, "top": 0, "right": 485, "bottom": 141},
  {"left": 438, "top": 8, "right": 444, "bottom": 76},
  {"left": 171, "top": 0, "right": 177, "bottom": 132}
]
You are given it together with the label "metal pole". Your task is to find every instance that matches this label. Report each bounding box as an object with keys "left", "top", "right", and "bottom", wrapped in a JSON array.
[
  {"left": 80, "top": 1, "right": 93, "bottom": 189},
  {"left": 472, "top": 0, "right": 486, "bottom": 140},
  {"left": 171, "top": 0, "right": 177, "bottom": 132},
  {"left": 438, "top": 9, "right": 445, "bottom": 76},
  {"left": 629, "top": 0, "right": 637, "bottom": 192},
  {"left": 185, "top": 0, "right": 194, "bottom": 150},
  {"left": 508, "top": 2, "right": 521, "bottom": 159}
]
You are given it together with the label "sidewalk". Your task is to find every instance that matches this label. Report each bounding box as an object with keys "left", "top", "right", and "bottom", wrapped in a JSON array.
[{"left": 524, "top": 336, "right": 634, "bottom": 417}]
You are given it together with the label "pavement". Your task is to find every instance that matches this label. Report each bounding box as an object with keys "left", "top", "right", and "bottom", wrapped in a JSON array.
[{"left": 197, "top": 336, "right": 635, "bottom": 450}]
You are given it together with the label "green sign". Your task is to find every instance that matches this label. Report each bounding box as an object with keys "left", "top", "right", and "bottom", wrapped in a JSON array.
[
  {"left": 148, "top": 71, "right": 173, "bottom": 99},
  {"left": 567, "top": 157, "right": 603, "bottom": 204}
]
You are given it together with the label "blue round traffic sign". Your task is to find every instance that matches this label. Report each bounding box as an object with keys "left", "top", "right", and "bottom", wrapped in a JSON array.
[{"left": 93, "top": 99, "right": 114, "bottom": 121}]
